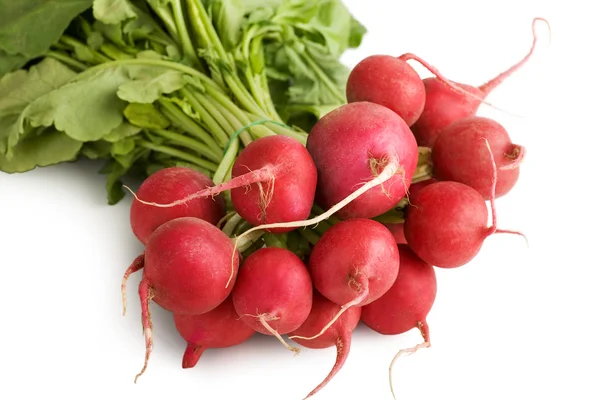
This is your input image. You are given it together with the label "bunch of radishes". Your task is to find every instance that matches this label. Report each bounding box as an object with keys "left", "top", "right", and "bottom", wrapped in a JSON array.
[{"left": 121, "top": 17, "right": 544, "bottom": 399}]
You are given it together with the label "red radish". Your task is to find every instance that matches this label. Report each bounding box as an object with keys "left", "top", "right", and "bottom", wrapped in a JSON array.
[
  {"left": 128, "top": 135, "right": 317, "bottom": 234},
  {"left": 121, "top": 217, "right": 240, "bottom": 382},
  {"left": 290, "top": 218, "right": 399, "bottom": 342},
  {"left": 408, "top": 17, "right": 547, "bottom": 147},
  {"left": 232, "top": 102, "right": 418, "bottom": 253},
  {"left": 404, "top": 140, "right": 524, "bottom": 268},
  {"left": 346, "top": 54, "right": 426, "bottom": 126},
  {"left": 232, "top": 247, "right": 313, "bottom": 353},
  {"left": 385, "top": 179, "right": 435, "bottom": 244},
  {"left": 361, "top": 245, "right": 436, "bottom": 399},
  {"left": 173, "top": 296, "right": 255, "bottom": 369},
  {"left": 289, "top": 292, "right": 362, "bottom": 399},
  {"left": 431, "top": 116, "right": 524, "bottom": 199},
  {"left": 129, "top": 167, "right": 225, "bottom": 244}
]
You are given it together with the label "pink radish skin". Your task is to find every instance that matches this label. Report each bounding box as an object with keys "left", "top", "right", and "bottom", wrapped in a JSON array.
[
  {"left": 128, "top": 135, "right": 317, "bottom": 234},
  {"left": 307, "top": 102, "right": 418, "bottom": 220},
  {"left": 290, "top": 218, "right": 399, "bottom": 342},
  {"left": 173, "top": 296, "right": 255, "bottom": 369},
  {"left": 408, "top": 17, "right": 546, "bottom": 147},
  {"left": 432, "top": 116, "right": 524, "bottom": 199},
  {"left": 122, "top": 216, "right": 240, "bottom": 382},
  {"left": 385, "top": 179, "right": 435, "bottom": 244},
  {"left": 232, "top": 247, "right": 313, "bottom": 353},
  {"left": 362, "top": 245, "right": 436, "bottom": 336},
  {"left": 361, "top": 245, "right": 436, "bottom": 399},
  {"left": 289, "top": 292, "right": 362, "bottom": 399},
  {"left": 129, "top": 167, "right": 225, "bottom": 245},
  {"left": 346, "top": 55, "right": 426, "bottom": 126},
  {"left": 404, "top": 181, "right": 491, "bottom": 268}
]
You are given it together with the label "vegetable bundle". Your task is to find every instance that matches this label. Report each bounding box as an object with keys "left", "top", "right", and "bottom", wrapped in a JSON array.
[{"left": 1, "top": 1, "right": 544, "bottom": 398}]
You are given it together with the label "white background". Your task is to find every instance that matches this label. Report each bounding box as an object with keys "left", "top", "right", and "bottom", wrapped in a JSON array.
[{"left": 1, "top": 1, "right": 598, "bottom": 399}]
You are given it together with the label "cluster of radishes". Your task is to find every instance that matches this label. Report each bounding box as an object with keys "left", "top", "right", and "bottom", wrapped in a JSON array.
[{"left": 121, "top": 18, "right": 543, "bottom": 399}]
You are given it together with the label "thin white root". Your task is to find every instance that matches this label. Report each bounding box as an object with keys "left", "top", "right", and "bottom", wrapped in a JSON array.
[
  {"left": 289, "top": 289, "right": 368, "bottom": 341},
  {"left": 258, "top": 315, "right": 301, "bottom": 355},
  {"left": 389, "top": 341, "right": 431, "bottom": 400}
]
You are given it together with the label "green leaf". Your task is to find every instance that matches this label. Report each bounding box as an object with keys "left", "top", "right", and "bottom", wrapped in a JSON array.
[
  {"left": 0, "top": 57, "right": 77, "bottom": 155},
  {"left": 124, "top": 103, "right": 170, "bottom": 129},
  {"left": 81, "top": 140, "right": 112, "bottom": 159},
  {"left": 24, "top": 66, "right": 130, "bottom": 142},
  {"left": 117, "top": 69, "right": 185, "bottom": 103},
  {"left": 93, "top": 0, "right": 136, "bottom": 24},
  {"left": 87, "top": 31, "right": 105, "bottom": 50},
  {"left": 100, "top": 146, "right": 149, "bottom": 204},
  {"left": 103, "top": 121, "right": 142, "bottom": 142},
  {"left": 0, "top": 128, "right": 82, "bottom": 173},
  {"left": 0, "top": 0, "right": 94, "bottom": 75},
  {"left": 111, "top": 136, "right": 135, "bottom": 156}
]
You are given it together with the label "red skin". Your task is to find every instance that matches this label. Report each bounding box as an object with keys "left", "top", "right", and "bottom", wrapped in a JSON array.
[
  {"left": 309, "top": 218, "right": 400, "bottom": 307},
  {"left": 361, "top": 245, "right": 436, "bottom": 336},
  {"left": 144, "top": 217, "right": 239, "bottom": 314},
  {"left": 173, "top": 296, "right": 255, "bottom": 369},
  {"left": 404, "top": 181, "right": 490, "bottom": 268},
  {"left": 232, "top": 247, "right": 313, "bottom": 335},
  {"left": 431, "top": 116, "right": 521, "bottom": 199},
  {"left": 307, "top": 102, "right": 418, "bottom": 219},
  {"left": 385, "top": 179, "right": 436, "bottom": 245},
  {"left": 231, "top": 135, "right": 317, "bottom": 233},
  {"left": 411, "top": 78, "right": 484, "bottom": 147},
  {"left": 290, "top": 292, "right": 362, "bottom": 399},
  {"left": 130, "top": 167, "right": 225, "bottom": 244},
  {"left": 346, "top": 55, "right": 426, "bottom": 126}
]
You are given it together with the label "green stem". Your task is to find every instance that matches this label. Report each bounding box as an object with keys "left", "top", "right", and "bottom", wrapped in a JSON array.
[
  {"left": 210, "top": 100, "right": 253, "bottom": 146},
  {"left": 60, "top": 35, "right": 112, "bottom": 64},
  {"left": 139, "top": 140, "right": 218, "bottom": 172},
  {"left": 180, "top": 87, "right": 230, "bottom": 147},
  {"left": 222, "top": 213, "right": 243, "bottom": 237},
  {"left": 170, "top": 0, "right": 201, "bottom": 67},
  {"left": 185, "top": 0, "right": 210, "bottom": 49},
  {"left": 157, "top": 98, "right": 223, "bottom": 156},
  {"left": 100, "top": 43, "right": 134, "bottom": 60},
  {"left": 45, "top": 51, "right": 88, "bottom": 71},
  {"left": 223, "top": 74, "right": 266, "bottom": 117},
  {"left": 146, "top": 0, "right": 181, "bottom": 46},
  {"left": 189, "top": 0, "right": 228, "bottom": 60},
  {"left": 151, "top": 129, "right": 221, "bottom": 162},
  {"left": 247, "top": 113, "right": 307, "bottom": 144},
  {"left": 298, "top": 228, "right": 320, "bottom": 246},
  {"left": 193, "top": 92, "right": 236, "bottom": 134},
  {"left": 212, "top": 136, "right": 239, "bottom": 185}
]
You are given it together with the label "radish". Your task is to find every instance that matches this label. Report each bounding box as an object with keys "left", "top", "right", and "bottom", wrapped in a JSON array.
[
  {"left": 173, "top": 296, "right": 255, "bottom": 369},
  {"left": 346, "top": 54, "right": 426, "bottom": 126},
  {"left": 431, "top": 116, "right": 524, "bottom": 199},
  {"left": 121, "top": 217, "right": 240, "bottom": 382},
  {"left": 129, "top": 167, "right": 225, "bottom": 244},
  {"left": 290, "top": 218, "right": 399, "bottom": 342},
  {"left": 289, "top": 292, "right": 362, "bottom": 399},
  {"left": 232, "top": 247, "right": 313, "bottom": 353},
  {"left": 404, "top": 140, "right": 524, "bottom": 268},
  {"left": 361, "top": 245, "right": 436, "bottom": 399},
  {"left": 407, "top": 17, "right": 547, "bottom": 147},
  {"left": 127, "top": 135, "right": 317, "bottom": 233}
]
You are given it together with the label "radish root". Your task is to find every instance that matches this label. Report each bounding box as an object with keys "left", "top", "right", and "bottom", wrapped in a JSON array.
[
  {"left": 123, "top": 166, "right": 277, "bottom": 208},
  {"left": 389, "top": 321, "right": 431, "bottom": 400},
  {"left": 289, "top": 283, "right": 369, "bottom": 342},
  {"left": 121, "top": 253, "right": 145, "bottom": 316},
  {"left": 257, "top": 314, "right": 301, "bottom": 355},
  {"left": 134, "top": 279, "right": 154, "bottom": 383},
  {"left": 482, "top": 138, "right": 528, "bottom": 245}
]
